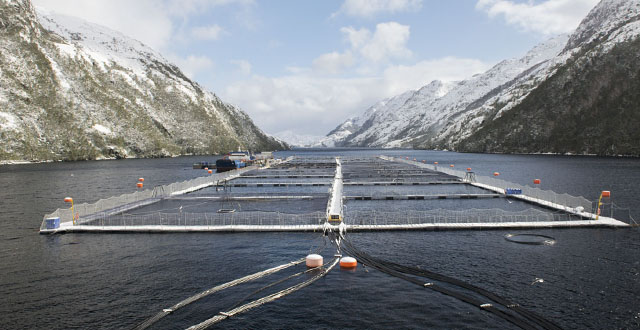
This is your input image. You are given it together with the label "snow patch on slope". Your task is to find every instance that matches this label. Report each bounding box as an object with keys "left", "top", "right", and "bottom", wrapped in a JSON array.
[
  {"left": 273, "top": 130, "right": 324, "bottom": 147},
  {"left": 36, "top": 6, "right": 164, "bottom": 77},
  {"left": 324, "top": 34, "right": 569, "bottom": 148},
  {"left": 0, "top": 112, "right": 19, "bottom": 131}
]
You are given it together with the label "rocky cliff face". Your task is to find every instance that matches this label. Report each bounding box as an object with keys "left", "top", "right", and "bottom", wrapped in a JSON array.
[
  {"left": 458, "top": 0, "right": 640, "bottom": 155},
  {"left": 0, "top": 0, "right": 285, "bottom": 161},
  {"left": 323, "top": 0, "right": 640, "bottom": 156}
]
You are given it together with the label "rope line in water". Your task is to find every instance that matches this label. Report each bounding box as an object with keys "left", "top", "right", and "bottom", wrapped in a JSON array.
[
  {"left": 133, "top": 258, "right": 305, "bottom": 330},
  {"left": 337, "top": 235, "right": 562, "bottom": 330},
  {"left": 186, "top": 257, "right": 339, "bottom": 330},
  {"left": 135, "top": 234, "right": 327, "bottom": 330},
  {"left": 339, "top": 242, "right": 535, "bottom": 329},
  {"left": 225, "top": 256, "right": 334, "bottom": 312}
]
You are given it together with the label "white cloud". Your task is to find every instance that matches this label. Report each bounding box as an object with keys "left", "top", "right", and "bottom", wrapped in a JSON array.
[
  {"left": 340, "top": 26, "right": 371, "bottom": 49},
  {"left": 309, "top": 22, "right": 412, "bottom": 76},
  {"left": 221, "top": 17, "right": 492, "bottom": 136},
  {"left": 361, "top": 22, "right": 411, "bottom": 62},
  {"left": 34, "top": 0, "right": 173, "bottom": 50},
  {"left": 312, "top": 51, "right": 355, "bottom": 74},
  {"left": 163, "top": 0, "right": 255, "bottom": 18},
  {"left": 191, "top": 24, "right": 225, "bottom": 40},
  {"left": 342, "top": 22, "right": 412, "bottom": 63},
  {"left": 333, "top": 0, "right": 422, "bottom": 18},
  {"left": 230, "top": 59, "right": 252, "bottom": 75},
  {"left": 476, "top": 0, "right": 599, "bottom": 35},
  {"left": 223, "top": 56, "right": 492, "bottom": 135},
  {"left": 224, "top": 74, "right": 384, "bottom": 135},
  {"left": 285, "top": 66, "right": 310, "bottom": 74},
  {"left": 32, "top": 0, "right": 253, "bottom": 51},
  {"left": 383, "top": 57, "right": 492, "bottom": 95},
  {"left": 170, "top": 55, "right": 214, "bottom": 79}
]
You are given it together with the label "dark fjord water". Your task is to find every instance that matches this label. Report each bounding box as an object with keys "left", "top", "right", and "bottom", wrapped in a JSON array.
[{"left": 1, "top": 149, "right": 639, "bottom": 329}]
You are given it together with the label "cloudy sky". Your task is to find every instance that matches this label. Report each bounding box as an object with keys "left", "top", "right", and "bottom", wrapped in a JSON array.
[{"left": 32, "top": 0, "right": 599, "bottom": 137}]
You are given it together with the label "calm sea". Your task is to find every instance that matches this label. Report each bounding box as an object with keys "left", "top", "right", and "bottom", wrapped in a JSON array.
[{"left": 1, "top": 149, "right": 638, "bottom": 329}]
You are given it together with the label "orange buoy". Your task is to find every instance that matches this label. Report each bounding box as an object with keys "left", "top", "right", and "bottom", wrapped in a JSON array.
[
  {"left": 493, "top": 172, "right": 500, "bottom": 176},
  {"left": 138, "top": 177, "right": 144, "bottom": 182},
  {"left": 434, "top": 162, "right": 438, "bottom": 165},
  {"left": 601, "top": 191, "right": 611, "bottom": 198},
  {"left": 467, "top": 167, "right": 472, "bottom": 171},
  {"left": 533, "top": 179, "right": 541, "bottom": 185},
  {"left": 64, "top": 197, "right": 73, "bottom": 203},
  {"left": 340, "top": 256, "right": 357, "bottom": 269},
  {"left": 208, "top": 169, "right": 213, "bottom": 174},
  {"left": 137, "top": 182, "right": 143, "bottom": 188},
  {"left": 306, "top": 254, "right": 323, "bottom": 268},
  {"left": 450, "top": 164, "right": 454, "bottom": 167}
]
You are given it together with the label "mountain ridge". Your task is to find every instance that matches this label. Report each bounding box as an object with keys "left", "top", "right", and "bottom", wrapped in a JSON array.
[
  {"left": 0, "top": 0, "right": 286, "bottom": 162},
  {"left": 321, "top": 0, "right": 640, "bottom": 156},
  {"left": 321, "top": 33, "right": 570, "bottom": 149}
]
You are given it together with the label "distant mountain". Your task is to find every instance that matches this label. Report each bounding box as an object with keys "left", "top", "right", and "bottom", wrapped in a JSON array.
[
  {"left": 272, "top": 130, "right": 323, "bottom": 148},
  {"left": 314, "top": 88, "right": 419, "bottom": 147},
  {"left": 323, "top": 33, "right": 570, "bottom": 148},
  {"left": 324, "top": 0, "right": 640, "bottom": 156},
  {"left": 0, "top": 0, "right": 285, "bottom": 161}
]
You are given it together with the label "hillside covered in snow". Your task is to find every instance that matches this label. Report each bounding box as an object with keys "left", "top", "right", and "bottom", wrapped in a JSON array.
[
  {"left": 0, "top": 0, "right": 285, "bottom": 161},
  {"left": 322, "top": 0, "right": 640, "bottom": 156}
]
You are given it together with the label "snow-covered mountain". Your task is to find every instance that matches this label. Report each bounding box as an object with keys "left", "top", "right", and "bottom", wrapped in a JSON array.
[
  {"left": 324, "top": 0, "right": 640, "bottom": 155},
  {"left": 314, "top": 88, "right": 421, "bottom": 147},
  {"left": 0, "top": 0, "right": 285, "bottom": 161},
  {"left": 459, "top": 0, "right": 640, "bottom": 155},
  {"left": 272, "top": 130, "right": 324, "bottom": 148},
  {"left": 323, "top": 33, "right": 570, "bottom": 148}
]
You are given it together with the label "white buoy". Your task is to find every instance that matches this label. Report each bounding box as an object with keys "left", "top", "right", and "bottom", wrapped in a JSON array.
[
  {"left": 306, "top": 254, "right": 323, "bottom": 268},
  {"left": 340, "top": 256, "right": 357, "bottom": 269}
]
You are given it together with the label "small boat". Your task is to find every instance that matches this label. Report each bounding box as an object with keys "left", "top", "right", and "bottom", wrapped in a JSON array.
[
  {"left": 227, "top": 151, "right": 250, "bottom": 161},
  {"left": 216, "top": 159, "right": 238, "bottom": 172},
  {"left": 216, "top": 151, "right": 251, "bottom": 172}
]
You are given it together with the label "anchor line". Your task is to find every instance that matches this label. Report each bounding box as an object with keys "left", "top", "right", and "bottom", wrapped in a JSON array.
[
  {"left": 132, "top": 258, "right": 305, "bottom": 330},
  {"left": 225, "top": 256, "right": 335, "bottom": 312},
  {"left": 338, "top": 235, "right": 561, "bottom": 330},
  {"left": 134, "top": 233, "right": 329, "bottom": 330},
  {"left": 186, "top": 257, "right": 339, "bottom": 330}
]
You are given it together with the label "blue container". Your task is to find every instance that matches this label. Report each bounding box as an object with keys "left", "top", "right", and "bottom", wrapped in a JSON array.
[
  {"left": 45, "top": 217, "right": 60, "bottom": 229},
  {"left": 505, "top": 188, "right": 522, "bottom": 195}
]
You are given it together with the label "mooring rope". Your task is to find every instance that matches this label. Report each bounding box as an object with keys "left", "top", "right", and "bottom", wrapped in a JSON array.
[
  {"left": 338, "top": 235, "right": 562, "bottom": 330},
  {"left": 133, "top": 258, "right": 305, "bottom": 330},
  {"left": 186, "top": 257, "right": 339, "bottom": 330},
  {"left": 134, "top": 231, "right": 329, "bottom": 330},
  {"left": 225, "top": 256, "right": 334, "bottom": 312}
]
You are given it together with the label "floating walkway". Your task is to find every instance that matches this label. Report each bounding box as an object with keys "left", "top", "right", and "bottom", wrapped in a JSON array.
[
  {"left": 345, "top": 193, "right": 503, "bottom": 200},
  {"left": 218, "top": 181, "right": 463, "bottom": 187},
  {"left": 44, "top": 218, "right": 627, "bottom": 234},
  {"left": 40, "top": 155, "right": 630, "bottom": 234}
]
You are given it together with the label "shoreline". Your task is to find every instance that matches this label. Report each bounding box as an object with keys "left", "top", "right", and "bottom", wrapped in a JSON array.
[{"left": 3, "top": 148, "right": 638, "bottom": 166}]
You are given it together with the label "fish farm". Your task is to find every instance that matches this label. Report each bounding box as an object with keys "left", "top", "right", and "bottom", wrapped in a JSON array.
[
  {"left": 37, "top": 155, "right": 634, "bottom": 330},
  {"left": 40, "top": 155, "right": 629, "bottom": 233}
]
